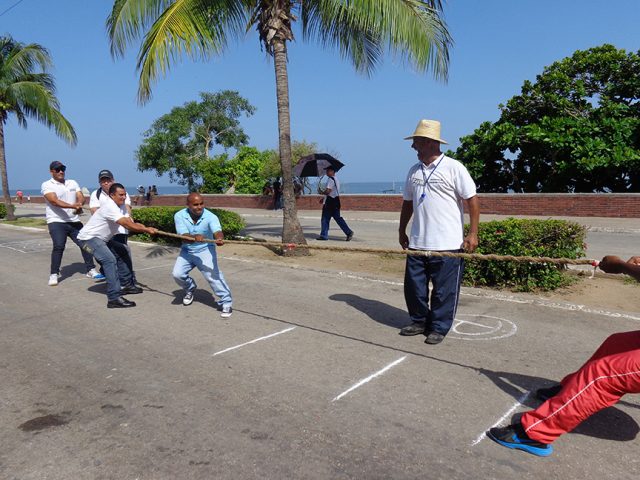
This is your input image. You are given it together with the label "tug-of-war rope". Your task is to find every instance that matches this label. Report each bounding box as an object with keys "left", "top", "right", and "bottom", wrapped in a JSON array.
[{"left": 155, "top": 230, "right": 600, "bottom": 268}]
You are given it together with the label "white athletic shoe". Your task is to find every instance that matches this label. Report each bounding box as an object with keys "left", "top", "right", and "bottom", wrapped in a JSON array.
[
  {"left": 182, "top": 290, "right": 194, "bottom": 306},
  {"left": 48, "top": 274, "right": 59, "bottom": 286},
  {"left": 220, "top": 305, "right": 233, "bottom": 318},
  {"left": 86, "top": 268, "right": 106, "bottom": 282}
]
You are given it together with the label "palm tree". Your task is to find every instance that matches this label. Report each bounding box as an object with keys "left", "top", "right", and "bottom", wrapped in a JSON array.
[
  {"left": 107, "top": 0, "right": 451, "bottom": 245},
  {"left": 0, "top": 36, "right": 77, "bottom": 221}
]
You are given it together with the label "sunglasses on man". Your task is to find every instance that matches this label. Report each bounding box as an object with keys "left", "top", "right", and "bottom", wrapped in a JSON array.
[{"left": 53, "top": 166, "right": 66, "bottom": 172}]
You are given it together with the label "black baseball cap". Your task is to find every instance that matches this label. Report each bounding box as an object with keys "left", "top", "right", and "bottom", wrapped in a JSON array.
[
  {"left": 324, "top": 165, "right": 336, "bottom": 171},
  {"left": 49, "top": 161, "right": 65, "bottom": 170},
  {"left": 98, "top": 169, "right": 114, "bottom": 180}
]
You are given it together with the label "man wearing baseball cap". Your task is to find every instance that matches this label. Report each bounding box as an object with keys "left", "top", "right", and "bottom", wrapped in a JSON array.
[
  {"left": 41, "top": 161, "right": 100, "bottom": 286},
  {"left": 90, "top": 169, "right": 137, "bottom": 285},
  {"left": 398, "top": 119, "right": 480, "bottom": 345}
]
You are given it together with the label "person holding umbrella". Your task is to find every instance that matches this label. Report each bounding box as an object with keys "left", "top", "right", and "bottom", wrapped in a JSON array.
[{"left": 316, "top": 165, "right": 354, "bottom": 241}]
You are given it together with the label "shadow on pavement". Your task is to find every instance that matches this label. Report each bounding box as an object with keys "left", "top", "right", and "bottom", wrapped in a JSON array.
[
  {"left": 329, "top": 293, "right": 407, "bottom": 330},
  {"left": 60, "top": 262, "right": 88, "bottom": 279}
]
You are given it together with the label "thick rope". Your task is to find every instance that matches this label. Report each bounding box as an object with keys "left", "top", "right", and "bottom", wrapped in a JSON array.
[{"left": 154, "top": 230, "right": 599, "bottom": 267}]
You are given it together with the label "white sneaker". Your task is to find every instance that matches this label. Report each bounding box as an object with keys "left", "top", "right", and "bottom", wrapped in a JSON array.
[
  {"left": 182, "top": 290, "right": 194, "bottom": 306},
  {"left": 220, "top": 305, "right": 233, "bottom": 318},
  {"left": 86, "top": 268, "right": 106, "bottom": 282},
  {"left": 48, "top": 274, "right": 58, "bottom": 286}
]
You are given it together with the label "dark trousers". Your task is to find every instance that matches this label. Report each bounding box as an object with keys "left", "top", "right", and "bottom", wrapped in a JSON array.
[
  {"left": 404, "top": 251, "right": 464, "bottom": 335},
  {"left": 319, "top": 197, "right": 353, "bottom": 239},
  {"left": 48, "top": 221, "right": 95, "bottom": 275},
  {"left": 82, "top": 237, "right": 133, "bottom": 301}
]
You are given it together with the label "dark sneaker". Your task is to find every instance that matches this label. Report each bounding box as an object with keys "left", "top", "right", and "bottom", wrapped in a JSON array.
[
  {"left": 399, "top": 321, "right": 426, "bottom": 336},
  {"left": 121, "top": 285, "right": 143, "bottom": 295},
  {"left": 534, "top": 384, "right": 562, "bottom": 402},
  {"left": 487, "top": 424, "right": 553, "bottom": 457},
  {"left": 425, "top": 332, "right": 445, "bottom": 345},
  {"left": 107, "top": 297, "right": 136, "bottom": 308},
  {"left": 183, "top": 290, "right": 194, "bottom": 306},
  {"left": 346, "top": 232, "right": 354, "bottom": 241},
  {"left": 316, "top": 237, "right": 328, "bottom": 241}
]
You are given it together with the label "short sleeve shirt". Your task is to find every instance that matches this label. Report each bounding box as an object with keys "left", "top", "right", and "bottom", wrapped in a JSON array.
[
  {"left": 403, "top": 155, "right": 477, "bottom": 250},
  {"left": 78, "top": 197, "right": 127, "bottom": 242},
  {"left": 174, "top": 208, "right": 222, "bottom": 254},
  {"left": 41, "top": 178, "right": 82, "bottom": 224},
  {"left": 90, "top": 188, "right": 131, "bottom": 234}
]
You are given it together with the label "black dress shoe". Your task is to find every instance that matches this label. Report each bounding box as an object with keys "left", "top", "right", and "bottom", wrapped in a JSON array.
[
  {"left": 121, "top": 285, "right": 143, "bottom": 295},
  {"left": 107, "top": 297, "right": 137, "bottom": 308}
]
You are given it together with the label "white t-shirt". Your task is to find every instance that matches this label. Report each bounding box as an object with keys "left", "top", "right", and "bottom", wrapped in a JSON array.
[
  {"left": 90, "top": 188, "right": 131, "bottom": 234},
  {"left": 403, "top": 155, "right": 477, "bottom": 250},
  {"left": 41, "top": 178, "right": 82, "bottom": 224},
  {"left": 78, "top": 197, "right": 127, "bottom": 242},
  {"left": 324, "top": 176, "right": 340, "bottom": 198}
]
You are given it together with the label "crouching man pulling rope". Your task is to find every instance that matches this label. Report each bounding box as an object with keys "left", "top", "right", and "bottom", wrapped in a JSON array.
[
  {"left": 78, "top": 183, "right": 158, "bottom": 308},
  {"left": 487, "top": 254, "right": 640, "bottom": 457}
]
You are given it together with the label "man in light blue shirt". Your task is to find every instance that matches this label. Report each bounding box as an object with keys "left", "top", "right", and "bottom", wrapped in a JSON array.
[{"left": 172, "top": 193, "right": 233, "bottom": 317}]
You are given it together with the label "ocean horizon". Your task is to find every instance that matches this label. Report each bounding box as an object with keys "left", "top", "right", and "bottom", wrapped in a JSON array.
[{"left": 2, "top": 181, "right": 405, "bottom": 197}]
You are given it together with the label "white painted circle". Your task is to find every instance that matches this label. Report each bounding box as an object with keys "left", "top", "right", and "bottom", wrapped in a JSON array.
[{"left": 449, "top": 314, "right": 517, "bottom": 341}]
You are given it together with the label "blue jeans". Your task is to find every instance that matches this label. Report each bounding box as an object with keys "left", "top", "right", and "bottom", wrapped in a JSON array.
[
  {"left": 404, "top": 250, "right": 464, "bottom": 335},
  {"left": 319, "top": 198, "right": 353, "bottom": 239},
  {"left": 48, "top": 221, "right": 95, "bottom": 275},
  {"left": 82, "top": 237, "right": 134, "bottom": 301},
  {"left": 172, "top": 246, "right": 232, "bottom": 307}
]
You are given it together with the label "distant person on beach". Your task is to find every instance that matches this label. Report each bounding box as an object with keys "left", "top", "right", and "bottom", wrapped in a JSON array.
[
  {"left": 41, "top": 161, "right": 100, "bottom": 286},
  {"left": 487, "top": 254, "right": 640, "bottom": 457},
  {"left": 16, "top": 190, "right": 23, "bottom": 204},
  {"left": 272, "top": 178, "right": 282, "bottom": 210},
  {"left": 145, "top": 186, "right": 152, "bottom": 205},
  {"left": 398, "top": 119, "right": 479, "bottom": 345},
  {"left": 316, "top": 166, "right": 354, "bottom": 242},
  {"left": 172, "top": 193, "right": 233, "bottom": 318},
  {"left": 151, "top": 185, "right": 158, "bottom": 195},
  {"left": 136, "top": 185, "right": 145, "bottom": 206}
]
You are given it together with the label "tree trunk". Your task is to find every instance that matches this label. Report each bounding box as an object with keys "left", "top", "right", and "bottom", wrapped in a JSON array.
[
  {"left": 272, "top": 38, "right": 306, "bottom": 247},
  {"left": 0, "top": 121, "right": 16, "bottom": 221}
]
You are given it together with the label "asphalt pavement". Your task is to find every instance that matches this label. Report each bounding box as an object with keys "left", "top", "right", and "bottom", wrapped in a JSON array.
[{"left": 1, "top": 204, "right": 639, "bottom": 479}]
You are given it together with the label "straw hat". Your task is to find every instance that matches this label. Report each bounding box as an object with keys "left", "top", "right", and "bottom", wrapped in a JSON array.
[{"left": 404, "top": 119, "right": 448, "bottom": 144}]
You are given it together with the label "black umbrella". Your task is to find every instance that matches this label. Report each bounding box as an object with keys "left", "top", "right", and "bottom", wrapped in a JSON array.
[{"left": 293, "top": 153, "right": 345, "bottom": 177}]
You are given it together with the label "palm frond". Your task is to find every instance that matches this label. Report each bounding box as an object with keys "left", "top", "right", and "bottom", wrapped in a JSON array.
[
  {"left": 5, "top": 82, "right": 77, "bottom": 145},
  {"left": 133, "top": 0, "right": 248, "bottom": 103},
  {"left": 107, "top": 0, "right": 177, "bottom": 58},
  {"left": 301, "top": 0, "right": 451, "bottom": 80}
]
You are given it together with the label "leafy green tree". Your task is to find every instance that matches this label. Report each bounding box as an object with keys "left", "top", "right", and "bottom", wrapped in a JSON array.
[
  {"left": 107, "top": 0, "right": 451, "bottom": 245},
  {"left": 228, "top": 146, "right": 272, "bottom": 193},
  {"left": 135, "top": 90, "right": 255, "bottom": 191},
  {"left": 453, "top": 45, "right": 640, "bottom": 193},
  {"left": 263, "top": 139, "right": 316, "bottom": 179},
  {"left": 0, "top": 36, "right": 77, "bottom": 220}
]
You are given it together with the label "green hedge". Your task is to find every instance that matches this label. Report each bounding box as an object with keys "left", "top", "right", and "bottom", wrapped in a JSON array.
[
  {"left": 463, "top": 218, "right": 587, "bottom": 291},
  {"left": 130, "top": 207, "right": 245, "bottom": 244}
]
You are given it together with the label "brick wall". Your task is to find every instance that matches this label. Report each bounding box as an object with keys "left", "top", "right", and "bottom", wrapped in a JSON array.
[{"left": 25, "top": 193, "right": 640, "bottom": 217}]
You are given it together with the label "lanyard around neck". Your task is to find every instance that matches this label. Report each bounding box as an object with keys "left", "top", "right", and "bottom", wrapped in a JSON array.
[{"left": 419, "top": 154, "right": 444, "bottom": 200}]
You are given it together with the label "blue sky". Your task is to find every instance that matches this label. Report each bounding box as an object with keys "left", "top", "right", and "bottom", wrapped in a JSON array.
[{"left": 2, "top": 0, "right": 639, "bottom": 190}]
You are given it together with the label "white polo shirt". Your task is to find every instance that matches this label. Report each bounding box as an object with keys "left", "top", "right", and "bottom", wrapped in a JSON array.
[
  {"left": 41, "top": 178, "right": 82, "bottom": 224},
  {"left": 403, "top": 155, "right": 477, "bottom": 251},
  {"left": 78, "top": 197, "right": 127, "bottom": 242},
  {"left": 90, "top": 188, "right": 131, "bottom": 235}
]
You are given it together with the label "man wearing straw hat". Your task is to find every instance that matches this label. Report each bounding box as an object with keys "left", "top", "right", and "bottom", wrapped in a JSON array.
[{"left": 398, "top": 119, "right": 480, "bottom": 345}]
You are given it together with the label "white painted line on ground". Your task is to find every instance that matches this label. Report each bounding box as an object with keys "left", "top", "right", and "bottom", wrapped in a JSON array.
[
  {"left": 332, "top": 355, "right": 407, "bottom": 402},
  {"left": 471, "top": 391, "right": 530, "bottom": 446},
  {"left": 212, "top": 326, "right": 296, "bottom": 357}
]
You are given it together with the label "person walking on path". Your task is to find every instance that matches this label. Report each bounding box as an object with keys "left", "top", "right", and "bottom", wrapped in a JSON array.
[
  {"left": 272, "top": 178, "right": 283, "bottom": 210},
  {"left": 487, "top": 254, "right": 640, "bottom": 457},
  {"left": 172, "top": 193, "right": 233, "bottom": 318},
  {"left": 90, "top": 170, "right": 137, "bottom": 284},
  {"left": 16, "top": 190, "right": 23, "bottom": 204},
  {"left": 78, "top": 183, "right": 157, "bottom": 308},
  {"left": 398, "top": 119, "right": 479, "bottom": 345},
  {"left": 41, "top": 161, "right": 101, "bottom": 286},
  {"left": 316, "top": 166, "right": 354, "bottom": 241}
]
